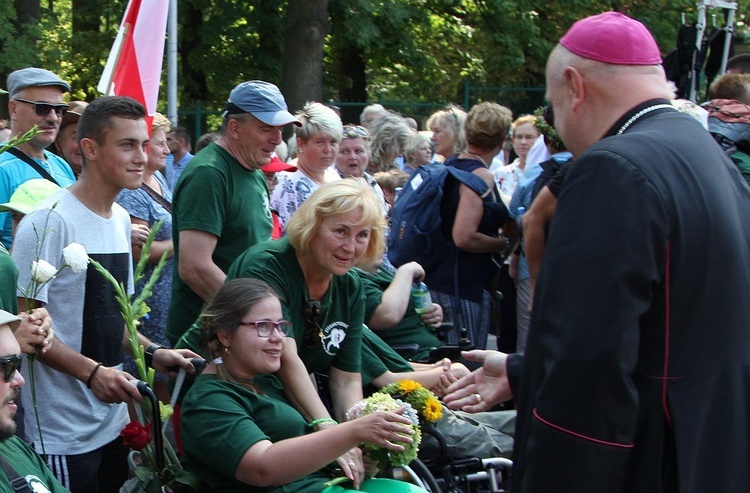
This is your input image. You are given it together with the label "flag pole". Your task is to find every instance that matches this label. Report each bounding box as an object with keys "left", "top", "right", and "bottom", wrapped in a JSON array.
[
  {"left": 99, "top": 22, "right": 130, "bottom": 95},
  {"left": 167, "top": 0, "right": 178, "bottom": 126}
]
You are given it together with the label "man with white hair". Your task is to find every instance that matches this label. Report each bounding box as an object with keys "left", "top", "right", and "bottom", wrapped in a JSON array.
[{"left": 445, "top": 12, "right": 750, "bottom": 493}]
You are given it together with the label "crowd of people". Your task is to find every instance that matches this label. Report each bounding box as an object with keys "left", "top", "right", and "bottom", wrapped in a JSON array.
[{"left": 0, "top": 9, "right": 748, "bottom": 493}]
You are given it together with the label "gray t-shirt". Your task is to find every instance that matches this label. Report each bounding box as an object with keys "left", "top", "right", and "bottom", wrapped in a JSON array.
[{"left": 13, "top": 189, "right": 133, "bottom": 455}]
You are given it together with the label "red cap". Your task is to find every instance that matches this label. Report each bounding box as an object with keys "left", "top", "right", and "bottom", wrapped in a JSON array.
[
  {"left": 560, "top": 12, "right": 662, "bottom": 66},
  {"left": 262, "top": 156, "right": 297, "bottom": 173}
]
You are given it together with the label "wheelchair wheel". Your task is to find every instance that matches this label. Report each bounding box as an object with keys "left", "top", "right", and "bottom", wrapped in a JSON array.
[{"left": 386, "top": 458, "right": 442, "bottom": 492}]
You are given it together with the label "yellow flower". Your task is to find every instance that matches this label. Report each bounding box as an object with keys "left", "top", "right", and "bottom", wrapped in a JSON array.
[
  {"left": 159, "top": 402, "right": 174, "bottom": 422},
  {"left": 398, "top": 379, "right": 421, "bottom": 394},
  {"left": 422, "top": 396, "right": 443, "bottom": 423}
]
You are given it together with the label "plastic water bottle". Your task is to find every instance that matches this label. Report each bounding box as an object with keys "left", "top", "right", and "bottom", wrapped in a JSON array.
[
  {"left": 516, "top": 206, "right": 526, "bottom": 231},
  {"left": 412, "top": 280, "right": 432, "bottom": 314}
]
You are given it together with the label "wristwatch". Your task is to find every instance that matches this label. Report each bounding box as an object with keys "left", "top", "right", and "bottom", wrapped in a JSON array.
[{"left": 145, "top": 343, "right": 165, "bottom": 368}]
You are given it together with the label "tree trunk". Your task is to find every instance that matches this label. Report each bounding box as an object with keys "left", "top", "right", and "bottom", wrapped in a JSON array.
[
  {"left": 281, "top": 0, "right": 330, "bottom": 115},
  {"left": 14, "top": 0, "right": 39, "bottom": 24},
  {"left": 335, "top": 44, "right": 367, "bottom": 126},
  {"left": 180, "top": 0, "right": 209, "bottom": 134},
  {"left": 255, "top": 1, "right": 284, "bottom": 78}
]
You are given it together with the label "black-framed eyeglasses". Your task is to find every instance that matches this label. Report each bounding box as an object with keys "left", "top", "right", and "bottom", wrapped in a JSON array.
[
  {"left": 238, "top": 320, "right": 293, "bottom": 338},
  {"left": 0, "top": 355, "right": 22, "bottom": 382},
  {"left": 14, "top": 98, "right": 69, "bottom": 117},
  {"left": 303, "top": 300, "right": 324, "bottom": 348},
  {"left": 343, "top": 125, "right": 369, "bottom": 140}
]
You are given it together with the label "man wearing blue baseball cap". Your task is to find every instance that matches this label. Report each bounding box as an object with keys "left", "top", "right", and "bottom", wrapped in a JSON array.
[
  {"left": 166, "top": 80, "right": 301, "bottom": 344},
  {"left": 0, "top": 67, "right": 75, "bottom": 250},
  {"left": 444, "top": 12, "right": 750, "bottom": 493}
]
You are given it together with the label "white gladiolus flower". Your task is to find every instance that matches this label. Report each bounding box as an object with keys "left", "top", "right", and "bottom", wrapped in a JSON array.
[
  {"left": 62, "top": 243, "right": 89, "bottom": 274},
  {"left": 31, "top": 259, "right": 57, "bottom": 283}
]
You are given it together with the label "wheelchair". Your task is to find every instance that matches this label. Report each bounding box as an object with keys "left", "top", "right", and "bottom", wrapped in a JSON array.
[
  {"left": 314, "top": 369, "right": 514, "bottom": 493},
  {"left": 392, "top": 322, "right": 476, "bottom": 364}
]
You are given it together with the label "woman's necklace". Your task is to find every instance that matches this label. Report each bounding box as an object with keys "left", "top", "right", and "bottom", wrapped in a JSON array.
[{"left": 464, "top": 153, "right": 487, "bottom": 167}]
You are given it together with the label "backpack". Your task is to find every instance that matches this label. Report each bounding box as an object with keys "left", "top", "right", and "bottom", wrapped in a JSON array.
[
  {"left": 387, "top": 163, "right": 491, "bottom": 270},
  {"left": 705, "top": 99, "right": 750, "bottom": 154}
]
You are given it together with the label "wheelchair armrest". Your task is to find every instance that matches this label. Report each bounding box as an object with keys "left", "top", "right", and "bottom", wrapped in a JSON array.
[
  {"left": 428, "top": 342, "right": 476, "bottom": 362},
  {"left": 391, "top": 343, "right": 421, "bottom": 359},
  {"left": 433, "top": 322, "right": 455, "bottom": 342}
]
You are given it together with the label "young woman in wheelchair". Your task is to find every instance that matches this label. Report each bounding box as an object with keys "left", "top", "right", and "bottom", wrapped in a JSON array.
[{"left": 179, "top": 278, "right": 423, "bottom": 493}]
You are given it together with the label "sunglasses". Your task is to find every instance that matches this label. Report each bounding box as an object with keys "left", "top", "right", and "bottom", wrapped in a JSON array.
[
  {"left": 0, "top": 355, "right": 22, "bottom": 382},
  {"left": 303, "top": 300, "right": 324, "bottom": 348},
  {"left": 238, "top": 320, "right": 293, "bottom": 338},
  {"left": 343, "top": 125, "right": 369, "bottom": 140},
  {"left": 14, "top": 98, "right": 69, "bottom": 117}
]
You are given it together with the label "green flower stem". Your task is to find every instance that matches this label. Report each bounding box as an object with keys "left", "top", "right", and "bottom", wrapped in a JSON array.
[
  {"left": 90, "top": 221, "right": 195, "bottom": 489},
  {"left": 27, "top": 354, "right": 45, "bottom": 457}
]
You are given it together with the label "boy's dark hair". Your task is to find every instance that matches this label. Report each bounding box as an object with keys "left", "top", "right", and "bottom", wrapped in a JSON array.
[
  {"left": 78, "top": 96, "right": 146, "bottom": 147},
  {"left": 170, "top": 126, "right": 191, "bottom": 147}
]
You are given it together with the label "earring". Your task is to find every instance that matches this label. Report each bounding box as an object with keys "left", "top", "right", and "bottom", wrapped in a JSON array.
[{"left": 224, "top": 347, "right": 230, "bottom": 355}]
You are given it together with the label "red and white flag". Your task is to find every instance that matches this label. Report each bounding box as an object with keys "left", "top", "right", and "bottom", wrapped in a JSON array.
[{"left": 97, "top": 0, "right": 169, "bottom": 129}]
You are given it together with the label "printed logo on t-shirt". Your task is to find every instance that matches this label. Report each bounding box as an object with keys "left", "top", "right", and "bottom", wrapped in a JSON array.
[
  {"left": 261, "top": 190, "right": 272, "bottom": 219},
  {"left": 322, "top": 321, "right": 348, "bottom": 356},
  {"left": 24, "top": 475, "right": 51, "bottom": 493}
]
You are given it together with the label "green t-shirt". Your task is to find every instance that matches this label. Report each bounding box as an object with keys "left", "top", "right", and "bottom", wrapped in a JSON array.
[
  {"left": 730, "top": 150, "right": 750, "bottom": 187},
  {"left": 181, "top": 373, "right": 329, "bottom": 493},
  {"left": 0, "top": 436, "right": 69, "bottom": 492},
  {"left": 167, "top": 143, "right": 273, "bottom": 343},
  {"left": 360, "top": 326, "right": 414, "bottom": 387},
  {"left": 355, "top": 268, "right": 441, "bottom": 361},
  {"left": 0, "top": 244, "right": 18, "bottom": 313},
  {"left": 226, "top": 238, "right": 363, "bottom": 374}
]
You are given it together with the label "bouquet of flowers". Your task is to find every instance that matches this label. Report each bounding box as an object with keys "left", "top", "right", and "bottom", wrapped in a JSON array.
[
  {"left": 346, "top": 392, "right": 422, "bottom": 468},
  {"left": 90, "top": 221, "right": 200, "bottom": 493},
  {"left": 378, "top": 380, "right": 443, "bottom": 426}
]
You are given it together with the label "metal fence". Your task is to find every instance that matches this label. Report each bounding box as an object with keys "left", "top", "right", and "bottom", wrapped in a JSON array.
[{"left": 176, "top": 83, "right": 547, "bottom": 144}]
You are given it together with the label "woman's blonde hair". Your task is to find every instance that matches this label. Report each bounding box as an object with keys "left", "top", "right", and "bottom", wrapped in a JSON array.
[
  {"left": 286, "top": 179, "right": 386, "bottom": 266},
  {"left": 295, "top": 101, "right": 343, "bottom": 143},
  {"left": 426, "top": 105, "right": 467, "bottom": 156},
  {"left": 368, "top": 111, "right": 414, "bottom": 171},
  {"left": 465, "top": 102, "right": 513, "bottom": 151},
  {"left": 404, "top": 132, "right": 433, "bottom": 166},
  {"left": 152, "top": 112, "right": 171, "bottom": 133}
]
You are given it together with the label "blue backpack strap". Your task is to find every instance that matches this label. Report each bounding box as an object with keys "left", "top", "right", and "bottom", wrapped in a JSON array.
[
  {"left": 445, "top": 166, "right": 492, "bottom": 199},
  {"left": 443, "top": 166, "right": 494, "bottom": 332}
]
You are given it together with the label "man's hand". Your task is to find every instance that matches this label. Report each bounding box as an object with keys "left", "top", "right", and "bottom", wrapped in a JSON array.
[
  {"left": 152, "top": 348, "right": 200, "bottom": 376},
  {"left": 89, "top": 366, "right": 142, "bottom": 404},
  {"left": 442, "top": 350, "right": 513, "bottom": 412},
  {"left": 131, "top": 223, "right": 150, "bottom": 247},
  {"left": 14, "top": 308, "right": 54, "bottom": 355},
  {"left": 429, "top": 359, "right": 470, "bottom": 397}
]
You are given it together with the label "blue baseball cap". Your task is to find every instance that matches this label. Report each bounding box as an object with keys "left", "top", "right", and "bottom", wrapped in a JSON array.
[{"left": 225, "top": 80, "right": 301, "bottom": 127}]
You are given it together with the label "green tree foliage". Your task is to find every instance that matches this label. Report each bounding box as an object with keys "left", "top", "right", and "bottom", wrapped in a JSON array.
[{"left": 0, "top": 0, "right": 744, "bottom": 128}]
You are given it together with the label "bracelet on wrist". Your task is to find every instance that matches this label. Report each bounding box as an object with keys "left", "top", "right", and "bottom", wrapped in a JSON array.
[
  {"left": 86, "top": 362, "right": 103, "bottom": 389},
  {"left": 145, "top": 343, "right": 165, "bottom": 368},
  {"left": 308, "top": 417, "right": 338, "bottom": 429}
]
